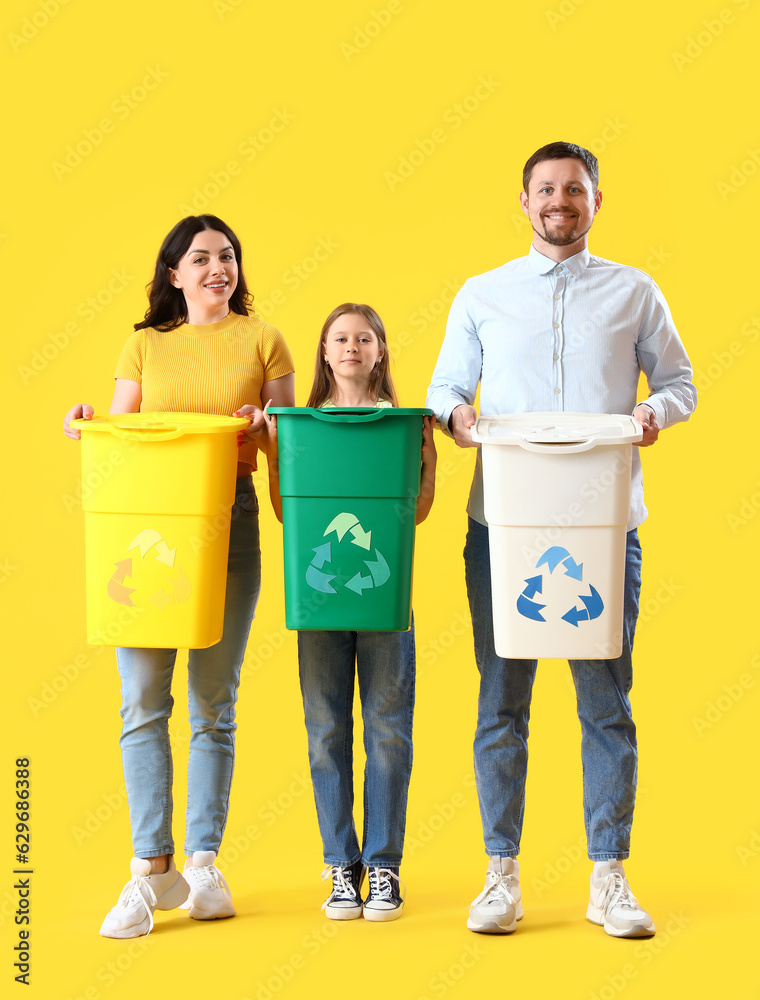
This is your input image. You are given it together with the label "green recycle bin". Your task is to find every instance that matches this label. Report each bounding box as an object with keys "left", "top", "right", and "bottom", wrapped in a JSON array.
[{"left": 269, "top": 407, "right": 431, "bottom": 631}]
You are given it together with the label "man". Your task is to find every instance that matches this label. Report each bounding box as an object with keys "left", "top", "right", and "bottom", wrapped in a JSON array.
[{"left": 427, "top": 141, "right": 695, "bottom": 938}]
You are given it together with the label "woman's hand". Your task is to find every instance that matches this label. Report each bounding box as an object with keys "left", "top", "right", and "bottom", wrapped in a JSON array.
[
  {"left": 63, "top": 404, "right": 94, "bottom": 440},
  {"left": 234, "top": 400, "right": 277, "bottom": 454},
  {"left": 238, "top": 400, "right": 282, "bottom": 522}
]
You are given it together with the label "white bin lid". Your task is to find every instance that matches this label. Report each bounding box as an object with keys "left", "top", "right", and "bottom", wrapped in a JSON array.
[{"left": 471, "top": 412, "right": 642, "bottom": 453}]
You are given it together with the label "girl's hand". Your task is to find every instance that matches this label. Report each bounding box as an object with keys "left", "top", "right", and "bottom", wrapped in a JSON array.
[
  {"left": 234, "top": 400, "right": 277, "bottom": 452},
  {"left": 63, "top": 404, "right": 94, "bottom": 440},
  {"left": 417, "top": 415, "right": 437, "bottom": 524},
  {"left": 421, "top": 414, "right": 437, "bottom": 465}
]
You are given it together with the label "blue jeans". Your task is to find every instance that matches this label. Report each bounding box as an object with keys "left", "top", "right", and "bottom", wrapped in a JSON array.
[
  {"left": 464, "top": 518, "right": 641, "bottom": 861},
  {"left": 297, "top": 624, "right": 416, "bottom": 867},
  {"left": 116, "top": 478, "right": 261, "bottom": 858}
]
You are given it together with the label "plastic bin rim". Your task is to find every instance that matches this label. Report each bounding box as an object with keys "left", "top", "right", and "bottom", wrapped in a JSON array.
[
  {"left": 268, "top": 406, "right": 433, "bottom": 415},
  {"left": 472, "top": 411, "right": 642, "bottom": 443},
  {"left": 71, "top": 412, "right": 250, "bottom": 435}
]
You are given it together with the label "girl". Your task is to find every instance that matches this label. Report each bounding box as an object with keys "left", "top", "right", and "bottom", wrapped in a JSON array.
[
  {"left": 267, "top": 303, "right": 435, "bottom": 921},
  {"left": 63, "top": 215, "right": 294, "bottom": 938}
]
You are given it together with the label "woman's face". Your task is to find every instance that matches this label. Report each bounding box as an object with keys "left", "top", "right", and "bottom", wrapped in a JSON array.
[{"left": 168, "top": 229, "right": 239, "bottom": 319}]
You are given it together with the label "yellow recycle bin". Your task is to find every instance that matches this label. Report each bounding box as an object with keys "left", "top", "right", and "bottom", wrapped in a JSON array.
[{"left": 71, "top": 412, "right": 249, "bottom": 649}]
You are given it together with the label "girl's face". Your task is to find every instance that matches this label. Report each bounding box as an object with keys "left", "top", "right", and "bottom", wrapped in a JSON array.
[
  {"left": 168, "top": 229, "right": 239, "bottom": 321},
  {"left": 323, "top": 313, "right": 383, "bottom": 383}
]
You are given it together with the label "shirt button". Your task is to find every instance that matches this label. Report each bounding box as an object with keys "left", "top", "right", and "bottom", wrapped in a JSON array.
[
  {"left": 553, "top": 322, "right": 559, "bottom": 329},
  {"left": 554, "top": 387, "right": 561, "bottom": 394},
  {"left": 552, "top": 353, "right": 559, "bottom": 360},
  {"left": 554, "top": 294, "right": 561, "bottom": 300}
]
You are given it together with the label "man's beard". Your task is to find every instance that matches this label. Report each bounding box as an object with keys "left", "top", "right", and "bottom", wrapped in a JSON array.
[{"left": 534, "top": 217, "right": 591, "bottom": 247}]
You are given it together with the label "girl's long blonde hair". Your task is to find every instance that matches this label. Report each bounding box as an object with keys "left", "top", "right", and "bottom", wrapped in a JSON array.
[{"left": 306, "top": 302, "right": 399, "bottom": 409}]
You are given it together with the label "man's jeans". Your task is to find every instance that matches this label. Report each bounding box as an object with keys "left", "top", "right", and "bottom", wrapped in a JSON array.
[
  {"left": 297, "top": 625, "right": 416, "bottom": 867},
  {"left": 116, "top": 478, "right": 261, "bottom": 858},
  {"left": 464, "top": 518, "right": 642, "bottom": 861}
]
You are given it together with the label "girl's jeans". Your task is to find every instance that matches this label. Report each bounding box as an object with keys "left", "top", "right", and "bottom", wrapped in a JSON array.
[
  {"left": 297, "top": 624, "right": 416, "bottom": 867},
  {"left": 116, "top": 478, "right": 261, "bottom": 858}
]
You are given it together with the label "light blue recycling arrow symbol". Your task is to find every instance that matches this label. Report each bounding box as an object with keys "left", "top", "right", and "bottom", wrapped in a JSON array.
[
  {"left": 306, "top": 514, "right": 391, "bottom": 597},
  {"left": 517, "top": 547, "right": 604, "bottom": 626},
  {"left": 306, "top": 542, "right": 337, "bottom": 593},
  {"left": 345, "top": 549, "right": 390, "bottom": 596}
]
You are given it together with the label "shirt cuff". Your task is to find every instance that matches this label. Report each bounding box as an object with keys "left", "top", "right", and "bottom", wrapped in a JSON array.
[{"left": 430, "top": 395, "right": 470, "bottom": 437}]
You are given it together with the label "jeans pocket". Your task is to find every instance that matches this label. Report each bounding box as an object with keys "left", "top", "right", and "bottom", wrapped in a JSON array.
[{"left": 233, "top": 484, "right": 259, "bottom": 519}]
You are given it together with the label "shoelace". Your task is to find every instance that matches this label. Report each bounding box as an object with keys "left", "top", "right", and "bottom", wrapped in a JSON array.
[
  {"left": 321, "top": 865, "right": 358, "bottom": 904},
  {"left": 597, "top": 872, "right": 639, "bottom": 914},
  {"left": 471, "top": 871, "right": 518, "bottom": 908},
  {"left": 188, "top": 863, "right": 230, "bottom": 896},
  {"left": 367, "top": 867, "right": 402, "bottom": 901},
  {"left": 117, "top": 873, "right": 158, "bottom": 933}
]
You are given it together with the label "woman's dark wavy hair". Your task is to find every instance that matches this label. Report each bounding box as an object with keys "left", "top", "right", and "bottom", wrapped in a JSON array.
[{"left": 135, "top": 215, "right": 252, "bottom": 331}]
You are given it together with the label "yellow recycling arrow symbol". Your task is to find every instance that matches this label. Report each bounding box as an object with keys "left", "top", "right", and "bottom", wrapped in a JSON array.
[{"left": 108, "top": 529, "right": 191, "bottom": 610}]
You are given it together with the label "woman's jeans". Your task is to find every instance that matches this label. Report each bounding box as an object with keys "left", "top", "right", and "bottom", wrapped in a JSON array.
[
  {"left": 297, "top": 625, "right": 416, "bottom": 867},
  {"left": 464, "top": 517, "right": 642, "bottom": 861},
  {"left": 116, "top": 479, "right": 261, "bottom": 858}
]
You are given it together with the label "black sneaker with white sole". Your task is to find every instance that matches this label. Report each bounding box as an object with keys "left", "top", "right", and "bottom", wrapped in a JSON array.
[
  {"left": 321, "top": 861, "right": 366, "bottom": 920},
  {"left": 363, "top": 866, "right": 404, "bottom": 922}
]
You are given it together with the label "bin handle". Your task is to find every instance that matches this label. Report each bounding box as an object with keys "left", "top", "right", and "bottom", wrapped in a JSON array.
[
  {"left": 107, "top": 423, "right": 187, "bottom": 441},
  {"left": 307, "top": 409, "right": 388, "bottom": 424},
  {"left": 517, "top": 438, "right": 598, "bottom": 454}
]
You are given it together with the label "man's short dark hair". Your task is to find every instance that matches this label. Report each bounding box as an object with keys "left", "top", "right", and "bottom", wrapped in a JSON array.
[{"left": 522, "top": 141, "right": 599, "bottom": 193}]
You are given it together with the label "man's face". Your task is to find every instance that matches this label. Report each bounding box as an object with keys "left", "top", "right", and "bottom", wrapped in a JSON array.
[{"left": 519, "top": 157, "right": 602, "bottom": 251}]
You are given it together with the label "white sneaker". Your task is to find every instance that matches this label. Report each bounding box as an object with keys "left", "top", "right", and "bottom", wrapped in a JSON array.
[
  {"left": 180, "top": 851, "right": 236, "bottom": 920},
  {"left": 587, "top": 861, "right": 655, "bottom": 938},
  {"left": 467, "top": 856, "right": 523, "bottom": 934},
  {"left": 100, "top": 857, "right": 189, "bottom": 938}
]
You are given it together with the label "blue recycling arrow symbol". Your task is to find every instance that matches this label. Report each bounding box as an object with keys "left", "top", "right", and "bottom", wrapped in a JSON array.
[
  {"left": 517, "top": 548, "right": 604, "bottom": 627},
  {"left": 517, "top": 593, "right": 547, "bottom": 621}
]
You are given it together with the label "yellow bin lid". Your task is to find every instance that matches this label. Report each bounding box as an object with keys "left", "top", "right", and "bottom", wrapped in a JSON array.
[{"left": 71, "top": 412, "right": 250, "bottom": 441}]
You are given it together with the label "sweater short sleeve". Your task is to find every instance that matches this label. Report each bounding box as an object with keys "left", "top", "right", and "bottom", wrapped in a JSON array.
[
  {"left": 259, "top": 322, "right": 295, "bottom": 382},
  {"left": 115, "top": 330, "right": 145, "bottom": 383}
]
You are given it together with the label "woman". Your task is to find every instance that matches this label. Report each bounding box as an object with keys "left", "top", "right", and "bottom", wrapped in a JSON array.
[{"left": 64, "top": 215, "right": 294, "bottom": 938}]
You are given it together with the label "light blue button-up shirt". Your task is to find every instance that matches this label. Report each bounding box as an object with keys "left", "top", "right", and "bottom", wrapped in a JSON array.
[{"left": 426, "top": 246, "right": 696, "bottom": 530}]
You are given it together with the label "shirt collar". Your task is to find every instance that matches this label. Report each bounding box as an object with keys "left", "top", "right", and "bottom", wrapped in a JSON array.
[{"left": 527, "top": 245, "right": 590, "bottom": 278}]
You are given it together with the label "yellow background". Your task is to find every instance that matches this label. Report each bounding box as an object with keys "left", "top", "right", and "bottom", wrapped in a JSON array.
[{"left": 2, "top": 0, "right": 758, "bottom": 996}]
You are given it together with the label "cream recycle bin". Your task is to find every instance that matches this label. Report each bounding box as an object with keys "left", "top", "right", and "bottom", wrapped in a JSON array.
[{"left": 470, "top": 412, "right": 643, "bottom": 660}]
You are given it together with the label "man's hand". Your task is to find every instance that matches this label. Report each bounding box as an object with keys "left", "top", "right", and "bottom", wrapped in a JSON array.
[
  {"left": 633, "top": 403, "right": 660, "bottom": 447},
  {"left": 449, "top": 404, "right": 479, "bottom": 448}
]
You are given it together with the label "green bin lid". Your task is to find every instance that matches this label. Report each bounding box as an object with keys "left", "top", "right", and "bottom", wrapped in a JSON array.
[{"left": 268, "top": 407, "right": 432, "bottom": 421}]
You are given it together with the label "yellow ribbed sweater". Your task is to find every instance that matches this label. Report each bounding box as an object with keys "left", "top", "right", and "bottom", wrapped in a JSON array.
[{"left": 115, "top": 311, "right": 294, "bottom": 470}]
